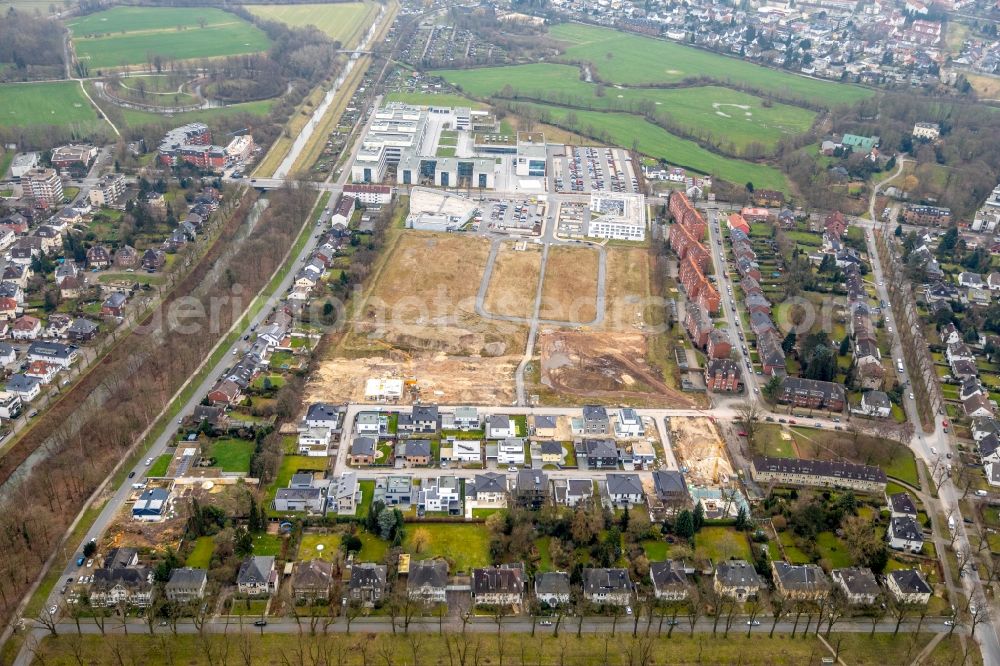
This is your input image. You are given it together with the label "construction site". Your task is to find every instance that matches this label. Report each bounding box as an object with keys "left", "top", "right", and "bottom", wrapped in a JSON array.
[
  {"left": 536, "top": 329, "right": 696, "bottom": 407},
  {"left": 668, "top": 416, "right": 734, "bottom": 485}
]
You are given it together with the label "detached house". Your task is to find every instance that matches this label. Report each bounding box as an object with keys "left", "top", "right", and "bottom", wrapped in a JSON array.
[
  {"left": 582, "top": 405, "right": 610, "bottom": 435},
  {"left": 771, "top": 562, "right": 830, "bottom": 601},
  {"left": 582, "top": 568, "right": 632, "bottom": 606},
  {"left": 348, "top": 563, "right": 388, "bottom": 607},
  {"left": 472, "top": 565, "right": 524, "bottom": 606},
  {"left": 888, "top": 516, "right": 924, "bottom": 553},
  {"left": 605, "top": 473, "right": 644, "bottom": 506},
  {"left": 584, "top": 439, "right": 619, "bottom": 468},
  {"left": 292, "top": 560, "right": 334, "bottom": 603},
  {"left": 649, "top": 561, "right": 691, "bottom": 601},
  {"left": 886, "top": 569, "right": 932, "bottom": 606},
  {"left": 831, "top": 567, "right": 880, "bottom": 606},
  {"left": 714, "top": 560, "right": 762, "bottom": 601},
  {"left": 535, "top": 572, "right": 571, "bottom": 607},
  {"left": 90, "top": 567, "right": 154, "bottom": 608},
  {"left": 486, "top": 414, "right": 516, "bottom": 439},
  {"left": 407, "top": 560, "right": 449, "bottom": 605},
  {"left": 165, "top": 568, "right": 207, "bottom": 603},
  {"left": 237, "top": 556, "right": 278, "bottom": 596}
]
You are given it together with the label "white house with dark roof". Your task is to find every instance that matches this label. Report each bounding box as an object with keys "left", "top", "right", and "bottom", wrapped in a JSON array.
[
  {"left": 583, "top": 568, "right": 632, "bottom": 606},
  {"left": 535, "top": 572, "right": 571, "bottom": 606},
  {"left": 237, "top": 555, "right": 278, "bottom": 596},
  {"left": 888, "top": 492, "right": 918, "bottom": 519},
  {"left": 605, "top": 473, "right": 644, "bottom": 506},
  {"left": 886, "top": 569, "right": 932, "bottom": 606},
  {"left": 888, "top": 516, "right": 924, "bottom": 553},
  {"left": 649, "top": 561, "right": 690, "bottom": 601},
  {"left": 831, "top": 567, "right": 880, "bottom": 606}
]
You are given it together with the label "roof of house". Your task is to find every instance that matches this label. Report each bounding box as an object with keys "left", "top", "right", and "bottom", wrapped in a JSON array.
[
  {"left": 472, "top": 472, "right": 507, "bottom": 495},
  {"left": 237, "top": 555, "right": 276, "bottom": 585},
  {"left": 863, "top": 390, "right": 891, "bottom": 409},
  {"left": 540, "top": 440, "right": 563, "bottom": 455},
  {"left": 889, "top": 569, "right": 932, "bottom": 595},
  {"left": 535, "top": 571, "right": 571, "bottom": 596},
  {"left": 772, "top": 562, "right": 830, "bottom": 593},
  {"left": 403, "top": 439, "right": 432, "bottom": 457},
  {"left": 752, "top": 456, "right": 887, "bottom": 484},
  {"left": 779, "top": 376, "right": 846, "bottom": 402},
  {"left": 516, "top": 469, "right": 549, "bottom": 493},
  {"left": 534, "top": 414, "right": 557, "bottom": 429},
  {"left": 349, "top": 563, "right": 387, "bottom": 590},
  {"left": 408, "top": 559, "right": 449, "bottom": 589},
  {"left": 831, "top": 567, "right": 879, "bottom": 598},
  {"left": 649, "top": 561, "right": 688, "bottom": 590},
  {"left": 472, "top": 565, "right": 524, "bottom": 595},
  {"left": 583, "top": 568, "right": 632, "bottom": 595},
  {"left": 293, "top": 560, "right": 333, "bottom": 589},
  {"left": 166, "top": 567, "right": 207, "bottom": 589},
  {"left": 585, "top": 438, "right": 618, "bottom": 458},
  {"left": 653, "top": 470, "right": 688, "bottom": 497},
  {"left": 92, "top": 567, "right": 152, "bottom": 592},
  {"left": 889, "top": 492, "right": 918, "bottom": 516},
  {"left": 715, "top": 560, "right": 762, "bottom": 588},
  {"left": 351, "top": 436, "right": 376, "bottom": 456},
  {"left": 583, "top": 405, "right": 609, "bottom": 422},
  {"left": 890, "top": 516, "right": 923, "bottom": 542},
  {"left": 103, "top": 547, "right": 138, "bottom": 569},
  {"left": 606, "top": 473, "right": 643, "bottom": 496},
  {"left": 306, "top": 402, "right": 340, "bottom": 422}
]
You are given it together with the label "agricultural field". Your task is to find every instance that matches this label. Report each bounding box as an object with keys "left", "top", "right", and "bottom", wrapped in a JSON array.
[
  {"left": 549, "top": 23, "right": 872, "bottom": 106},
  {"left": 437, "top": 64, "right": 817, "bottom": 153},
  {"left": 245, "top": 2, "right": 379, "bottom": 49},
  {"left": 0, "top": 81, "right": 107, "bottom": 131},
  {"left": 519, "top": 103, "right": 789, "bottom": 190},
  {"left": 68, "top": 7, "right": 270, "bottom": 70}
]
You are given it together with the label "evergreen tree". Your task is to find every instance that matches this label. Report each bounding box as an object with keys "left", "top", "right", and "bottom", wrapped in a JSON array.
[
  {"left": 781, "top": 330, "right": 797, "bottom": 354},
  {"left": 693, "top": 501, "right": 705, "bottom": 532},
  {"left": 675, "top": 510, "right": 695, "bottom": 539}
]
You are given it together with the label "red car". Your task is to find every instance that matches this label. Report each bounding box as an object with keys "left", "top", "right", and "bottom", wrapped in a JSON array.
[
  {"left": 788, "top": 419, "right": 797, "bottom": 425},
  {"left": 737, "top": 431, "right": 747, "bottom": 437},
  {"left": 942, "top": 420, "right": 949, "bottom": 428}
]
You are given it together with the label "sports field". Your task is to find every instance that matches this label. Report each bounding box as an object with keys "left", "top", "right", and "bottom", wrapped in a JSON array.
[
  {"left": 550, "top": 23, "right": 872, "bottom": 106},
  {"left": 437, "top": 63, "right": 817, "bottom": 152},
  {"left": 246, "top": 2, "right": 379, "bottom": 49},
  {"left": 0, "top": 81, "right": 107, "bottom": 131},
  {"left": 522, "top": 102, "right": 788, "bottom": 190},
  {"left": 68, "top": 7, "right": 270, "bottom": 70}
]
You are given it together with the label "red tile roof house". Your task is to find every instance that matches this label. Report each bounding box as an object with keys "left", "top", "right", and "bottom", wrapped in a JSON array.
[{"left": 11, "top": 315, "right": 41, "bottom": 340}]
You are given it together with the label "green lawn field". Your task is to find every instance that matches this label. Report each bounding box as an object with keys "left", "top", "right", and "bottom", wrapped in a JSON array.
[
  {"left": 185, "top": 536, "right": 215, "bottom": 568},
  {"left": 206, "top": 438, "right": 254, "bottom": 473},
  {"left": 68, "top": 7, "right": 270, "bottom": 70},
  {"left": 549, "top": 23, "right": 872, "bottom": 106},
  {"left": 245, "top": 2, "right": 379, "bottom": 49},
  {"left": 404, "top": 523, "right": 491, "bottom": 573},
  {"left": 436, "top": 63, "right": 817, "bottom": 152},
  {"left": 0, "top": 81, "right": 106, "bottom": 131},
  {"left": 32, "top": 632, "right": 972, "bottom": 666},
  {"left": 517, "top": 102, "right": 788, "bottom": 190}
]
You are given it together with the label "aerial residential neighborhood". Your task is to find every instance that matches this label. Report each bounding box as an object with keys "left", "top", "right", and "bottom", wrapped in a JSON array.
[{"left": 3, "top": 0, "right": 1000, "bottom": 662}]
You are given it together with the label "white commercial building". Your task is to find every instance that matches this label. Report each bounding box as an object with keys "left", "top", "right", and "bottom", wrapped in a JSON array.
[{"left": 587, "top": 192, "right": 647, "bottom": 241}]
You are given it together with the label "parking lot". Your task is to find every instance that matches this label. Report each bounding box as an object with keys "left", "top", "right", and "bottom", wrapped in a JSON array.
[
  {"left": 479, "top": 198, "right": 544, "bottom": 233},
  {"left": 551, "top": 146, "right": 639, "bottom": 194}
]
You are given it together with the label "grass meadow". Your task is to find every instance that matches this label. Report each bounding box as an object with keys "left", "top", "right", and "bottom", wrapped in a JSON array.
[
  {"left": 245, "top": 2, "right": 379, "bottom": 49},
  {"left": 68, "top": 7, "right": 269, "bottom": 69},
  {"left": 549, "top": 22, "right": 872, "bottom": 106},
  {"left": 0, "top": 81, "right": 107, "bottom": 131},
  {"left": 437, "top": 63, "right": 817, "bottom": 152},
  {"left": 517, "top": 102, "right": 789, "bottom": 190}
]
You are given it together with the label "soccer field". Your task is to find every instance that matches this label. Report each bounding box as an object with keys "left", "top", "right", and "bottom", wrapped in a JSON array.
[
  {"left": 245, "top": 2, "right": 379, "bottom": 49},
  {"left": 550, "top": 23, "right": 872, "bottom": 106},
  {"left": 436, "top": 63, "right": 817, "bottom": 152},
  {"left": 0, "top": 81, "right": 107, "bottom": 131},
  {"left": 68, "top": 7, "right": 270, "bottom": 70},
  {"left": 521, "top": 102, "right": 789, "bottom": 191}
]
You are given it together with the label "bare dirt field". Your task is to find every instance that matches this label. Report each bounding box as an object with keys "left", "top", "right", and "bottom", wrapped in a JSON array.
[
  {"left": 308, "top": 231, "right": 527, "bottom": 404},
  {"left": 669, "top": 417, "right": 734, "bottom": 485},
  {"left": 306, "top": 353, "right": 521, "bottom": 405},
  {"left": 536, "top": 329, "right": 696, "bottom": 407},
  {"left": 484, "top": 241, "right": 543, "bottom": 319},
  {"left": 604, "top": 246, "right": 651, "bottom": 332},
  {"left": 539, "top": 246, "right": 599, "bottom": 322}
]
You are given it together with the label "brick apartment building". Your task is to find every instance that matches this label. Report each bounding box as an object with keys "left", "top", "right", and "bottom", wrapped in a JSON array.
[
  {"left": 901, "top": 205, "right": 951, "bottom": 227},
  {"left": 669, "top": 192, "right": 720, "bottom": 314},
  {"left": 705, "top": 358, "right": 742, "bottom": 392},
  {"left": 777, "top": 377, "right": 846, "bottom": 411}
]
